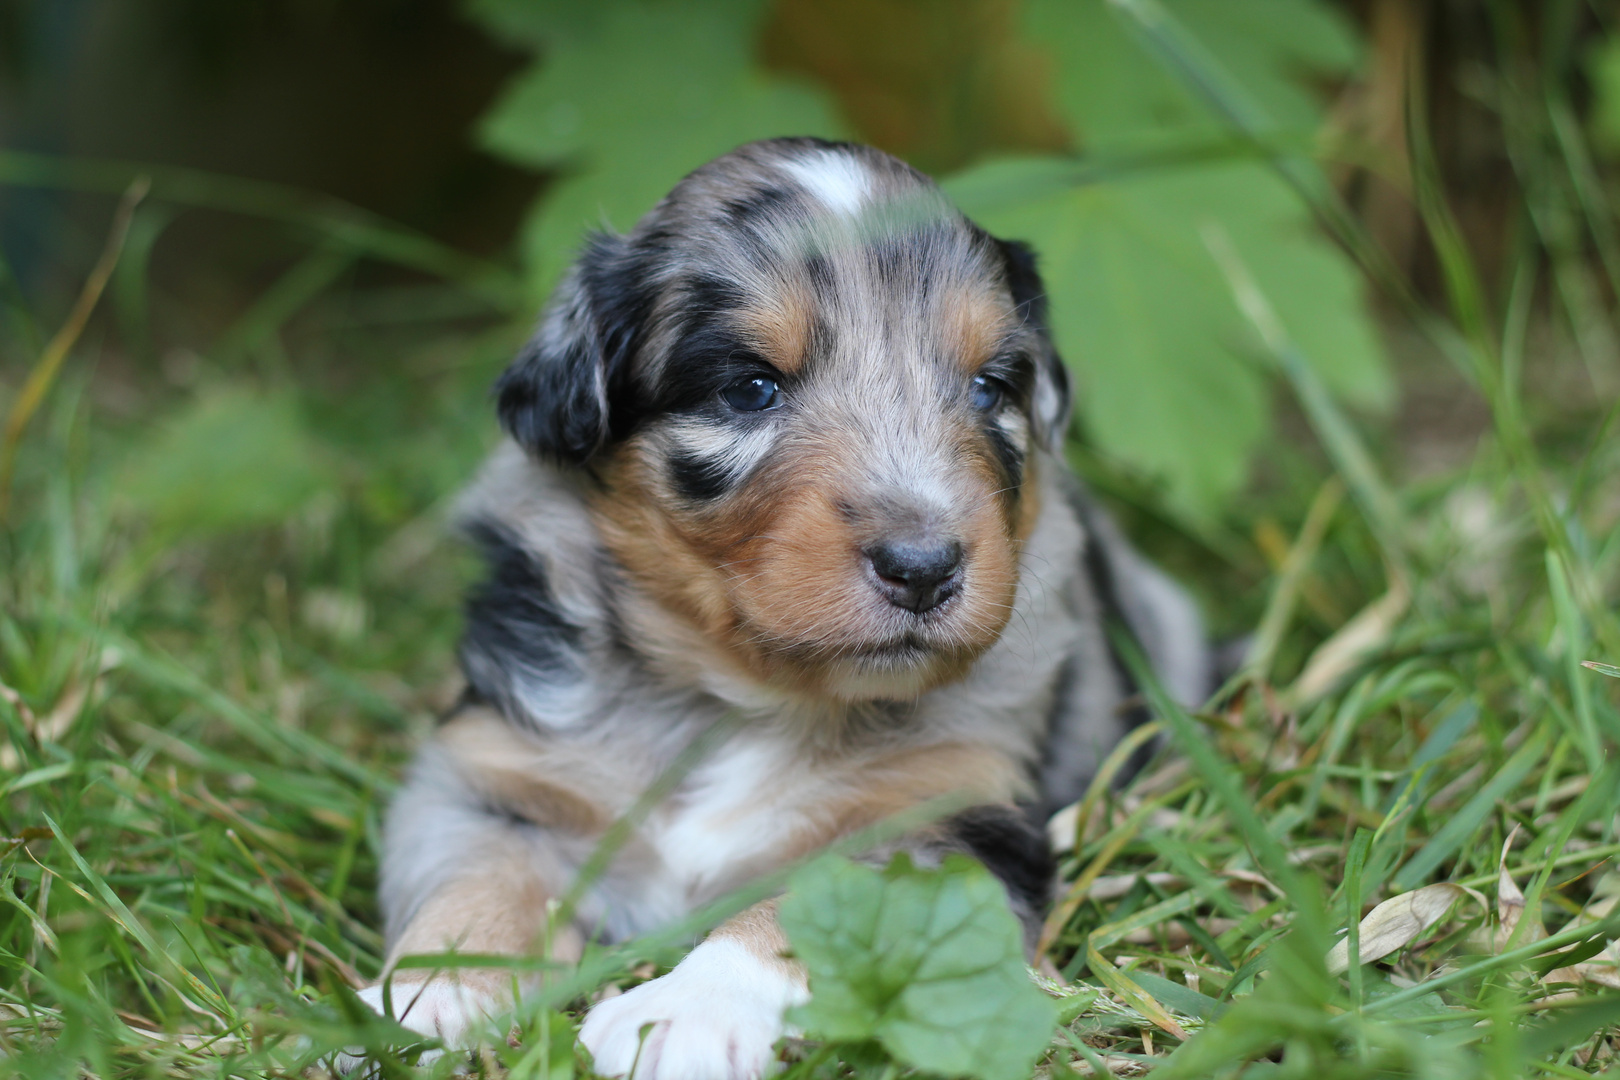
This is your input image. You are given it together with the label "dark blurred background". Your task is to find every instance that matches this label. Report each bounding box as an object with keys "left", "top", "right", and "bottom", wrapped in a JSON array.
[
  {"left": 0, "top": 0, "right": 536, "bottom": 321},
  {"left": 0, "top": 2, "right": 1567, "bottom": 295},
  {"left": 0, "top": 2, "right": 1582, "bottom": 287}
]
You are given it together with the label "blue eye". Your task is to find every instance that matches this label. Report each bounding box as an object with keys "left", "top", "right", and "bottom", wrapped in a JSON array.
[
  {"left": 722, "top": 376, "right": 781, "bottom": 412},
  {"left": 970, "top": 374, "right": 1004, "bottom": 411}
]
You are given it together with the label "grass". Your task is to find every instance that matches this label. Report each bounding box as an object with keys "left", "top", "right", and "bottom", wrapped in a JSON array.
[{"left": 4, "top": 13, "right": 1620, "bottom": 1079}]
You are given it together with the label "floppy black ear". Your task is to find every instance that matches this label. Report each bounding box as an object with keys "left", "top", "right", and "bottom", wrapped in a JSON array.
[
  {"left": 996, "top": 238, "right": 1072, "bottom": 450},
  {"left": 495, "top": 234, "right": 645, "bottom": 465}
]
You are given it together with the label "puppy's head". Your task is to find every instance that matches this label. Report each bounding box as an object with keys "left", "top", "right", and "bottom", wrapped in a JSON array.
[{"left": 497, "top": 138, "right": 1070, "bottom": 700}]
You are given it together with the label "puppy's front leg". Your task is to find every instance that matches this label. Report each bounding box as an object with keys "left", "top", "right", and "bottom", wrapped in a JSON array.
[
  {"left": 581, "top": 900, "right": 808, "bottom": 1080},
  {"left": 357, "top": 848, "right": 580, "bottom": 1051}
]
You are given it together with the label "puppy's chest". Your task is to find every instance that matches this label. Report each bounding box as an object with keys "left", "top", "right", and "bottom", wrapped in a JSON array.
[
  {"left": 597, "top": 730, "right": 1018, "bottom": 936},
  {"left": 646, "top": 737, "right": 818, "bottom": 891}
]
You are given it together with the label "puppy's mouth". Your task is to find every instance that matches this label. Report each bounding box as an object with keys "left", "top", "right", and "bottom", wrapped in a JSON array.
[
  {"left": 766, "top": 628, "right": 954, "bottom": 671},
  {"left": 851, "top": 634, "right": 933, "bottom": 660},
  {"left": 841, "top": 624, "right": 979, "bottom": 672}
]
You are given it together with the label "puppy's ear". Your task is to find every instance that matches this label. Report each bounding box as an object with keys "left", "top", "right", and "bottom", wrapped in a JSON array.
[
  {"left": 496, "top": 234, "right": 644, "bottom": 465},
  {"left": 996, "top": 238, "right": 1072, "bottom": 451}
]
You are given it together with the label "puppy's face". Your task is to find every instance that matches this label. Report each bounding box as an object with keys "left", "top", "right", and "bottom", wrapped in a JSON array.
[{"left": 497, "top": 140, "right": 1070, "bottom": 700}]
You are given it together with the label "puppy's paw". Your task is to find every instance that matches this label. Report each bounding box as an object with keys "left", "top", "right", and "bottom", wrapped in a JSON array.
[
  {"left": 580, "top": 939, "right": 808, "bottom": 1080},
  {"left": 334, "top": 978, "right": 502, "bottom": 1073}
]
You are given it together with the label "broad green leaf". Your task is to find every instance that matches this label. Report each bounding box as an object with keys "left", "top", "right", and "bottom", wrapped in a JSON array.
[
  {"left": 117, "top": 388, "right": 333, "bottom": 536},
  {"left": 780, "top": 854, "right": 1058, "bottom": 1080},
  {"left": 941, "top": 0, "right": 1386, "bottom": 515},
  {"left": 472, "top": 0, "right": 843, "bottom": 298},
  {"left": 1029, "top": 0, "right": 1360, "bottom": 151},
  {"left": 950, "top": 156, "right": 1387, "bottom": 515}
]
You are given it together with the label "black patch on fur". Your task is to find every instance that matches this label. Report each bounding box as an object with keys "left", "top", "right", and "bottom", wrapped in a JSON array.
[
  {"left": 647, "top": 273, "right": 782, "bottom": 418},
  {"left": 1035, "top": 654, "right": 1080, "bottom": 802},
  {"left": 802, "top": 253, "right": 835, "bottom": 300},
  {"left": 668, "top": 447, "right": 736, "bottom": 501},
  {"left": 655, "top": 341, "right": 778, "bottom": 417},
  {"left": 945, "top": 805, "right": 1055, "bottom": 929},
  {"left": 458, "top": 520, "right": 584, "bottom": 720},
  {"left": 985, "top": 422, "right": 1025, "bottom": 490},
  {"left": 495, "top": 233, "right": 658, "bottom": 464},
  {"left": 684, "top": 271, "right": 751, "bottom": 316},
  {"left": 723, "top": 185, "right": 798, "bottom": 227},
  {"left": 995, "top": 238, "right": 1071, "bottom": 437}
]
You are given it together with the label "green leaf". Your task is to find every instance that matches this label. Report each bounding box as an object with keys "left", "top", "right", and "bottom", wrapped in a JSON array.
[
  {"left": 472, "top": 0, "right": 843, "bottom": 298},
  {"left": 779, "top": 854, "right": 1059, "bottom": 1080},
  {"left": 950, "top": 156, "right": 1387, "bottom": 516},
  {"left": 1030, "top": 0, "right": 1359, "bottom": 151},
  {"left": 940, "top": 0, "right": 1385, "bottom": 516},
  {"left": 1130, "top": 971, "right": 1222, "bottom": 1020},
  {"left": 117, "top": 387, "right": 334, "bottom": 537}
]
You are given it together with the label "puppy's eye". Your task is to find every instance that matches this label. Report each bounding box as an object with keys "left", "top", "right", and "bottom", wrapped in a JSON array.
[
  {"left": 970, "top": 374, "right": 1005, "bottom": 411},
  {"left": 721, "top": 376, "right": 781, "bottom": 412}
]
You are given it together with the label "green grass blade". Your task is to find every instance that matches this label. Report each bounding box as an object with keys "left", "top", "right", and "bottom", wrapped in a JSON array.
[
  {"left": 1202, "top": 225, "right": 1408, "bottom": 564},
  {"left": 42, "top": 813, "right": 231, "bottom": 1015},
  {"left": 1390, "top": 725, "right": 1552, "bottom": 891},
  {"left": 1547, "top": 549, "right": 1605, "bottom": 766},
  {"left": 1111, "top": 626, "right": 1323, "bottom": 945},
  {"left": 0, "top": 149, "right": 521, "bottom": 306}
]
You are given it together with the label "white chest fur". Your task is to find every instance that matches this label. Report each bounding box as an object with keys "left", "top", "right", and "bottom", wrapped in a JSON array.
[{"left": 587, "top": 732, "right": 835, "bottom": 940}]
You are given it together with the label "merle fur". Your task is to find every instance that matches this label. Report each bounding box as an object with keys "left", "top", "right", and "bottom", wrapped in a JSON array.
[
  {"left": 458, "top": 520, "right": 584, "bottom": 718},
  {"left": 995, "top": 237, "right": 1071, "bottom": 441},
  {"left": 471, "top": 140, "right": 1199, "bottom": 956},
  {"left": 495, "top": 234, "right": 658, "bottom": 464}
]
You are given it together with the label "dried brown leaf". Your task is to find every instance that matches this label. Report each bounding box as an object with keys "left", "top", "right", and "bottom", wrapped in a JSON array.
[{"left": 1326, "top": 883, "right": 1486, "bottom": 975}]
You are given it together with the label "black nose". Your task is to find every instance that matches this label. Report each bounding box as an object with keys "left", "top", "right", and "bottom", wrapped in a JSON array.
[{"left": 866, "top": 538, "right": 963, "bottom": 614}]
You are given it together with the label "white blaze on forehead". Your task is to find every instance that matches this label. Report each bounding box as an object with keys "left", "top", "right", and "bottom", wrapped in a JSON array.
[{"left": 782, "top": 150, "right": 871, "bottom": 216}]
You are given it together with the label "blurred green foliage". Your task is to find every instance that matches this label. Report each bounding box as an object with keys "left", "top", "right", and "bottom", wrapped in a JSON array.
[
  {"left": 473, "top": 0, "right": 845, "bottom": 294},
  {"left": 469, "top": 0, "right": 1390, "bottom": 516},
  {"left": 117, "top": 389, "right": 333, "bottom": 538}
]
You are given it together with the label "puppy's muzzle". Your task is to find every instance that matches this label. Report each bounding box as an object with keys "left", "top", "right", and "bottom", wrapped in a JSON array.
[{"left": 866, "top": 535, "right": 963, "bottom": 614}]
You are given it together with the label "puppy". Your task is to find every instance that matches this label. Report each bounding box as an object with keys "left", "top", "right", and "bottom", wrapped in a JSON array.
[{"left": 355, "top": 138, "right": 1207, "bottom": 1079}]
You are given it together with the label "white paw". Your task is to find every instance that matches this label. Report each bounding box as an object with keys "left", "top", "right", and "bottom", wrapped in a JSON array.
[
  {"left": 580, "top": 939, "right": 808, "bottom": 1080},
  {"left": 334, "top": 979, "right": 502, "bottom": 1073}
]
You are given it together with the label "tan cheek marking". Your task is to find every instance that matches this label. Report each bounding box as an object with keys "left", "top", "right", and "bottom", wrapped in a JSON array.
[
  {"left": 928, "top": 426, "right": 1019, "bottom": 654},
  {"left": 606, "top": 434, "right": 875, "bottom": 679},
  {"left": 438, "top": 708, "right": 613, "bottom": 835},
  {"left": 730, "top": 483, "right": 862, "bottom": 644},
  {"left": 590, "top": 445, "right": 741, "bottom": 643},
  {"left": 589, "top": 443, "right": 826, "bottom": 687}
]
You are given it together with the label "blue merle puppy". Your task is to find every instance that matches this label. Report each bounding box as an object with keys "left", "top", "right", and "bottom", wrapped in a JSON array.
[{"left": 354, "top": 138, "right": 1207, "bottom": 1080}]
